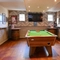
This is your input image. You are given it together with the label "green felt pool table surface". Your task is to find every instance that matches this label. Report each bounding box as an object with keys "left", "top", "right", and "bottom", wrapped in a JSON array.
[{"left": 28, "top": 30, "right": 54, "bottom": 36}]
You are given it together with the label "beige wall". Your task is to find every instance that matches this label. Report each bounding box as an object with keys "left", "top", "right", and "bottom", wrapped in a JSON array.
[
  {"left": 8, "top": 10, "right": 48, "bottom": 27},
  {"left": 0, "top": 5, "right": 8, "bottom": 27},
  {"left": 0, "top": 5, "right": 8, "bottom": 17},
  {"left": 8, "top": 10, "right": 57, "bottom": 27},
  {"left": 8, "top": 10, "right": 57, "bottom": 38}
]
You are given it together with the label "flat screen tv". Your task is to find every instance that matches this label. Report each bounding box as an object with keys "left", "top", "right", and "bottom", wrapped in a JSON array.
[{"left": 28, "top": 12, "right": 43, "bottom": 22}]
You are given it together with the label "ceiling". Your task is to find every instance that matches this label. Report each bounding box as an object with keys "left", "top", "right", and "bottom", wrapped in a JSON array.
[{"left": 0, "top": 0, "right": 60, "bottom": 12}]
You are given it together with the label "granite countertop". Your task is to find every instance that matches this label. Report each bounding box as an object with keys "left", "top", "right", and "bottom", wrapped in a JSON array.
[
  {"left": 0, "top": 23, "right": 8, "bottom": 29},
  {"left": 0, "top": 26, "right": 7, "bottom": 29},
  {"left": 47, "top": 27, "right": 57, "bottom": 29},
  {"left": 11, "top": 28, "right": 21, "bottom": 30}
]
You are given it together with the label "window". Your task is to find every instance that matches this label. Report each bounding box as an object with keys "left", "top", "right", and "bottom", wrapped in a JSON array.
[
  {"left": 48, "top": 14, "right": 53, "bottom": 21},
  {"left": 0, "top": 14, "right": 3, "bottom": 24},
  {"left": 0, "top": 13, "right": 6, "bottom": 24},
  {"left": 19, "top": 14, "right": 25, "bottom": 21}
]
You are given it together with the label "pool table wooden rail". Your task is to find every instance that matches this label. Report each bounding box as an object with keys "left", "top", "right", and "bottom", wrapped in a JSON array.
[
  {"left": 27, "top": 37, "right": 56, "bottom": 47},
  {"left": 25, "top": 30, "right": 57, "bottom": 38}
]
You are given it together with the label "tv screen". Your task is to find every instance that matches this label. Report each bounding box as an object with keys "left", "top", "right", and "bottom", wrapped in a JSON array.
[{"left": 28, "top": 13, "right": 43, "bottom": 22}]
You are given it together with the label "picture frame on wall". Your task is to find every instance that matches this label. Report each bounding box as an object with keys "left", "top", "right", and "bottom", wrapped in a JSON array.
[{"left": 11, "top": 15, "right": 17, "bottom": 24}]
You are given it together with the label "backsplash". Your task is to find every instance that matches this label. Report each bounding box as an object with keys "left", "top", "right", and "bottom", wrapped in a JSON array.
[{"left": 8, "top": 10, "right": 57, "bottom": 27}]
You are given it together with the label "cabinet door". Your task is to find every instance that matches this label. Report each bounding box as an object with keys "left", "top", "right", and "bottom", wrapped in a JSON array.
[
  {"left": 11, "top": 29, "right": 19, "bottom": 40},
  {"left": 58, "top": 29, "right": 60, "bottom": 39},
  {"left": 48, "top": 29, "right": 56, "bottom": 34},
  {"left": 0, "top": 29, "right": 7, "bottom": 45},
  {"left": 3, "top": 29, "right": 8, "bottom": 40}
]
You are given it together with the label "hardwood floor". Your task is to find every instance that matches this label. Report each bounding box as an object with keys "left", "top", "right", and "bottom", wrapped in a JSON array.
[{"left": 0, "top": 39, "right": 60, "bottom": 60}]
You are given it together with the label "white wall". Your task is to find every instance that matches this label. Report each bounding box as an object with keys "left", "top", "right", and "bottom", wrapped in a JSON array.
[
  {"left": 0, "top": 5, "right": 8, "bottom": 17},
  {"left": 56, "top": 12, "right": 60, "bottom": 27},
  {"left": 0, "top": 5, "right": 8, "bottom": 28}
]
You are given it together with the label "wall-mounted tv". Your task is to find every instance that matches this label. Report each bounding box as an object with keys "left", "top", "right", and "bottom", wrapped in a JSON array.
[{"left": 28, "top": 12, "right": 43, "bottom": 22}]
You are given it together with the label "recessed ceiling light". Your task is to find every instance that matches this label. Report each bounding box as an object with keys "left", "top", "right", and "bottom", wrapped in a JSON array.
[
  {"left": 47, "top": 6, "right": 49, "bottom": 9},
  {"left": 28, "top": 6, "right": 30, "bottom": 8},
  {"left": 54, "top": 0, "right": 57, "bottom": 2},
  {"left": 37, "top": 6, "right": 39, "bottom": 8},
  {"left": 28, "top": 0, "right": 30, "bottom": 1}
]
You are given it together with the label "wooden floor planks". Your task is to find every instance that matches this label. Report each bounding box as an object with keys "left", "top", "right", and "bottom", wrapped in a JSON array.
[{"left": 0, "top": 39, "right": 60, "bottom": 60}]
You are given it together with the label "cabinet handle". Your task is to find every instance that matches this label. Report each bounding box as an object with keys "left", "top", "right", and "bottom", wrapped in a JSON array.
[
  {"left": 47, "top": 42, "right": 50, "bottom": 45},
  {"left": 31, "top": 39, "right": 34, "bottom": 41}
]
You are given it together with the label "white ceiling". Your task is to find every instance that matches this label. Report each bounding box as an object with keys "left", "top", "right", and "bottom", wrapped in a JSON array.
[
  {"left": 0, "top": 2, "right": 26, "bottom": 11},
  {"left": 47, "top": 2, "right": 60, "bottom": 12},
  {"left": 0, "top": 0, "right": 60, "bottom": 12}
]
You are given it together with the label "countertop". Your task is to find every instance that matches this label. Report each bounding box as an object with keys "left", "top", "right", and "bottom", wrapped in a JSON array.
[
  {"left": 0, "top": 26, "right": 7, "bottom": 29},
  {"left": 11, "top": 28, "right": 21, "bottom": 30},
  {"left": 47, "top": 27, "right": 57, "bottom": 29}
]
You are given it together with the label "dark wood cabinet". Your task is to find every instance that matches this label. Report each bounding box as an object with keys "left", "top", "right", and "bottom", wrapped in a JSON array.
[
  {"left": 11, "top": 28, "right": 20, "bottom": 40},
  {"left": 47, "top": 28, "right": 57, "bottom": 35}
]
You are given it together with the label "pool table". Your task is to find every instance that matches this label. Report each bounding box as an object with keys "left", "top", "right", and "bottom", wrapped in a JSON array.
[{"left": 25, "top": 30, "right": 57, "bottom": 56}]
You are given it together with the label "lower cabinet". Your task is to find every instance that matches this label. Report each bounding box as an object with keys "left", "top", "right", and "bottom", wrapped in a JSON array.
[
  {"left": 0, "top": 28, "right": 8, "bottom": 45},
  {"left": 11, "top": 28, "right": 20, "bottom": 40},
  {"left": 57, "top": 28, "right": 60, "bottom": 39},
  {"left": 47, "top": 28, "right": 57, "bottom": 35}
]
